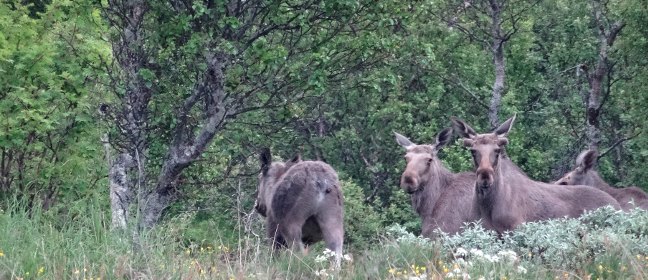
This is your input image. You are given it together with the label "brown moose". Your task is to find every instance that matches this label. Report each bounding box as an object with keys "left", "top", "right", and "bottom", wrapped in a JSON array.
[
  {"left": 451, "top": 115, "right": 621, "bottom": 234},
  {"left": 395, "top": 128, "right": 479, "bottom": 237},
  {"left": 554, "top": 149, "right": 648, "bottom": 211},
  {"left": 255, "top": 148, "right": 344, "bottom": 266}
]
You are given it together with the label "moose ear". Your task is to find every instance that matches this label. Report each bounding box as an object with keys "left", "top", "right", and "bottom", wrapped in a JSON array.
[
  {"left": 289, "top": 153, "right": 302, "bottom": 163},
  {"left": 576, "top": 149, "right": 598, "bottom": 172},
  {"left": 435, "top": 127, "right": 454, "bottom": 151},
  {"left": 260, "top": 148, "right": 272, "bottom": 175},
  {"left": 497, "top": 137, "right": 509, "bottom": 146},
  {"left": 450, "top": 117, "right": 477, "bottom": 139},
  {"left": 394, "top": 131, "right": 415, "bottom": 149},
  {"left": 493, "top": 114, "right": 516, "bottom": 137},
  {"left": 463, "top": 138, "right": 474, "bottom": 148},
  {"left": 284, "top": 153, "right": 302, "bottom": 170}
]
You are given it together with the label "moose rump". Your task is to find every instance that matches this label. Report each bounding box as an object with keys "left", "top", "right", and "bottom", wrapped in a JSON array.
[{"left": 256, "top": 148, "right": 344, "bottom": 263}]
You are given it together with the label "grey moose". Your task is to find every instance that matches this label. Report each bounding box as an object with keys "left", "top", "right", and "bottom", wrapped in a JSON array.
[
  {"left": 452, "top": 115, "right": 621, "bottom": 234},
  {"left": 555, "top": 149, "right": 648, "bottom": 211},
  {"left": 395, "top": 128, "right": 478, "bottom": 237},
  {"left": 255, "top": 148, "right": 344, "bottom": 265}
]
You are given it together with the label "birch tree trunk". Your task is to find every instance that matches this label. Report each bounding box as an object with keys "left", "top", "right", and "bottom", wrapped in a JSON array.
[
  {"left": 489, "top": 0, "right": 506, "bottom": 128},
  {"left": 109, "top": 153, "right": 133, "bottom": 230},
  {"left": 583, "top": 0, "right": 625, "bottom": 150}
]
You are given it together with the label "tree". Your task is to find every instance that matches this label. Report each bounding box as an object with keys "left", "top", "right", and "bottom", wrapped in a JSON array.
[
  {"left": 437, "top": 0, "right": 538, "bottom": 128},
  {"left": 100, "top": 0, "right": 398, "bottom": 230},
  {"left": 0, "top": 0, "right": 106, "bottom": 211},
  {"left": 581, "top": 0, "right": 625, "bottom": 151}
]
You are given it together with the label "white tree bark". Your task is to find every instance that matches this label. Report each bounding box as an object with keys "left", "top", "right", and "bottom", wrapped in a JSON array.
[
  {"left": 109, "top": 153, "right": 133, "bottom": 230},
  {"left": 583, "top": 0, "right": 625, "bottom": 150}
]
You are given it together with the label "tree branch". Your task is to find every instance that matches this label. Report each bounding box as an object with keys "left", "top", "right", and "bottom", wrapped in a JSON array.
[{"left": 597, "top": 130, "right": 641, "bottom": 160}]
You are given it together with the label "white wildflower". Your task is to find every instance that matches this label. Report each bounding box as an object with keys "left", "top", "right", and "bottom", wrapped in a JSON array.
[
  {"left": 485, "top": 255, "right": 500, "bottom": 263},
  {"left": 315, "top": 269, "right": 329, "bottom": 277},
  {"left": 497, "top": 250, "right": 518, "bottom": 263},
  {"left": 455, "top": 247, "right": 468, "bottom": 257},
  {"left": 469, "top": 248, "right": 484, "bottom": 258},
  {"left": 517, "top": 266, "right": 527, "bottom": 274},
  {"left": 315, "top": 269, "right": 328, "bottom": 277}
]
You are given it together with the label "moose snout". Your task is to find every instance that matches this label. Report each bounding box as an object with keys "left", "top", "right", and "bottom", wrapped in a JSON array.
[
  {"left": 400, "top": 173, "right": 420, "bottom": 193},
  {"left": 475, "top": 168, "right": 494, "bottom": 189}
]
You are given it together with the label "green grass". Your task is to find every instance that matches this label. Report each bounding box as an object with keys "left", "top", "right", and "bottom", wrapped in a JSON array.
[{"left": 1, "top": 201, "right": 647, "bottom": 279}]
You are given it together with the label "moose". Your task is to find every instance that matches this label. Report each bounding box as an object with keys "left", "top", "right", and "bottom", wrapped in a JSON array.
[
  {"left": 255, "top": 148, "right": 345, "bottom": 266},
  {"left": 395, "top": 128, "right": 479, "bottom": 237},
  {"left": 554, "top": 149, "right": 648, "bottom": 211},
  {"left": 451, "top": 115, "right": 621, "bottom": 234}
]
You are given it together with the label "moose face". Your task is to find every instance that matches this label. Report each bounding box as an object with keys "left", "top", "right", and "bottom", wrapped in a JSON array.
[
  {"left": 554, "top": 150, "right": 597, "bottom": 186},
  {"left": 395, "top": 128, "right": 453, "bottom": 194},
  {"left": 256, "top": 148, "right": 301, "bottom": 217},
  {"left": 451, "top": 115, "right": 515, "bottom": 192}
]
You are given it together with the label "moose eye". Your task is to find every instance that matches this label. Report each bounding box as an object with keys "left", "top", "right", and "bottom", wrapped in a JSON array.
[{"left": 427, "top": 158, "right": 433, "bottom": 165}]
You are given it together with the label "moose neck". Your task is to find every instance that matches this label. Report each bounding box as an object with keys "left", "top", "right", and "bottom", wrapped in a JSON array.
[
  {"left": 476, "top": 155, "right": 513, "bottom": 215},
  {"left": 413, "top": 160, "right": 452, "bottom": 215},
  {"left": 585, "top": 170, "right": 615, "bottom": 191}
]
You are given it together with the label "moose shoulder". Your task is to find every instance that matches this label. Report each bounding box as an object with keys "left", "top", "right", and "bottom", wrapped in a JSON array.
[
  {"left": 555, "top": 149, "right": 648, "bottom": 211},
  {"left": 395, "top": 128, "right": 478, "bottom": 237},
  {"left": 451, "top": 115, "right": 621, "bottom": 234},
  {"left": 255, "top": 148, "right": 344, "bottom": 265}
]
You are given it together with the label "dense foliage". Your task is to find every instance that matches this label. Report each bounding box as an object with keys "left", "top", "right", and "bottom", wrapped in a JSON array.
[{"left": 2, "top": 0, "right": 648, "bottom": 277}]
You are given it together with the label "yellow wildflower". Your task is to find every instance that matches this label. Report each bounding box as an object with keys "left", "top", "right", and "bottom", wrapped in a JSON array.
[
  {"left": 388, "top": 268, "right": 396, "bottom": 275},
  {"left": 0, "top": 249, "right": 4, "bottom": 257},
  {"left": 38, "top": 267, "right": 45, "bottom": 276}
]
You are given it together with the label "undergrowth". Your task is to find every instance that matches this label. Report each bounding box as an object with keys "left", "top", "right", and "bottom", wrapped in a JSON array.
[{"left": 1, "top": 201, "right": 647, "bottom": 279}]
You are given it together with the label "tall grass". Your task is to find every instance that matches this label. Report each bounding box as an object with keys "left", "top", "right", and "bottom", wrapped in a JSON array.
[{"left": 1, "top": 198, "right": 647, "bottom": 279}]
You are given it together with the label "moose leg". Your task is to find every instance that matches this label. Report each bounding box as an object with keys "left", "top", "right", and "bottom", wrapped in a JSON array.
[
  {"left": 266, "top": 217, "right": 286, "bottom": 251},
  {"left": 280, "top": 223, "right": 306, "bottom": 256},
  {"left": 316, "top": 214, "right": 344, "bottom": 268}
]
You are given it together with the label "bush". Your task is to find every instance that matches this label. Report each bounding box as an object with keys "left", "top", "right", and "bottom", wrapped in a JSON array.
[{"left": 342, "top": 180, "right": 383, "bottom": 249}]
